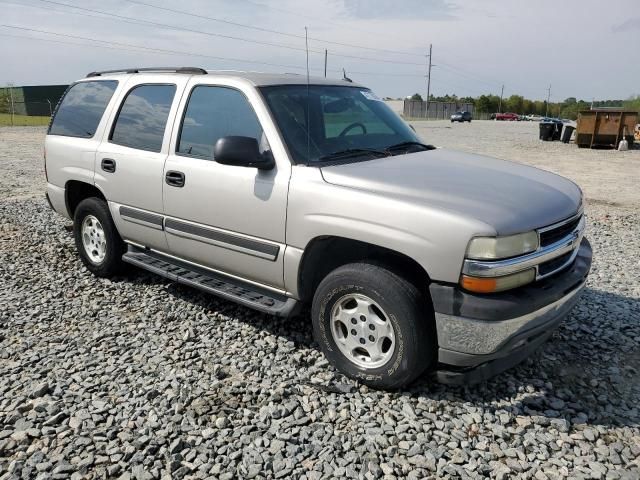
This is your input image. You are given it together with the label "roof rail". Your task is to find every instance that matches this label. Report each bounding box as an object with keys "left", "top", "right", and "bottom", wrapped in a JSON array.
[{"left": 86, "top": 67, "right": 207, "bottom": 78}]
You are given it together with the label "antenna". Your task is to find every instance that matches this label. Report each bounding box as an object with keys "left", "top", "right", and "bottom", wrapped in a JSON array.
[
  {"left": 305, "top": 26, "right": 310, "bottom": 161},
  {"left": 342, "top": 68, "right": 352, "bottom": 83}
]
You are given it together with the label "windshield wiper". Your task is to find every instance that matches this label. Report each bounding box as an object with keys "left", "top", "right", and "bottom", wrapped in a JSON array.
[
  {"left": 317, "top": 148, "right": 390, "bottom": 162},
  {"left": 385, "top": 141, "right": 435, "bottom": 153}
]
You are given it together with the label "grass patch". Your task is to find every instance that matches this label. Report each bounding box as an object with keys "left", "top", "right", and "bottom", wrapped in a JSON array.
[{"left": 0, "top": 113, "right": 50, "bottom": 127}]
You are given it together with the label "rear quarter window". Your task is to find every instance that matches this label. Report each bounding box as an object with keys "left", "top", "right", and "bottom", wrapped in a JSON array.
[{"left": 48, "top": 80, "right": 118, "bottom": 138}]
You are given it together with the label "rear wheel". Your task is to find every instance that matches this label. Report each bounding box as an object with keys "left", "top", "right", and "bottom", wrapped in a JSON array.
[
  {"left": 73, "top": 197, "right": 126, "bottom": 277},
  {"left": 311, "top": 262, "right": 436, "bottom": 389}
]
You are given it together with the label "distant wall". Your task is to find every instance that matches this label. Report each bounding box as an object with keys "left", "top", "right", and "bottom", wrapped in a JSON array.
[
  {"left": 1, "top": 85, "right": 68, "bottom": 116},
  {"left": 403, "top": 99, "right": 475, "bottom": 119},
  {"left": 384, "top": 100, "right": 404, "bottom": 115}
]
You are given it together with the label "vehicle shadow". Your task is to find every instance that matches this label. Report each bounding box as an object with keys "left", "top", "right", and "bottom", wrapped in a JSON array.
[{"left": 124, "top": 269, "right": 639, "bottom": 428}]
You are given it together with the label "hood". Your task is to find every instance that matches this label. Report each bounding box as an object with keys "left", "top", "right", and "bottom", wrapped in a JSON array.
[{"left": 320, "top": 149, "right": 582, "bottom": 236}]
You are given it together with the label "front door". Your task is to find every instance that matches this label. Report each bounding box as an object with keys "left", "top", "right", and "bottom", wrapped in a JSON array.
[{"left": 162, "top": 80, "right": 291, "bottom": 289}]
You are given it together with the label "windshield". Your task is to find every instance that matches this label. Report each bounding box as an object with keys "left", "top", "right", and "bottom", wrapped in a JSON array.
[{"left": 260, "top": 85, "right": 424, "bottom": 164}]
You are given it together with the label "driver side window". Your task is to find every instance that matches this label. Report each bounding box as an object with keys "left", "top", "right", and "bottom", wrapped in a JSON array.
[{"left": 177, "top": 86, "right": 267, "bottom": 160}]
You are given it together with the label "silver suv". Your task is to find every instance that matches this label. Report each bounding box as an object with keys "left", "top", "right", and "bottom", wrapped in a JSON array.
[{"left": 44, "top": 67, "right": 591, "bottom": 389}]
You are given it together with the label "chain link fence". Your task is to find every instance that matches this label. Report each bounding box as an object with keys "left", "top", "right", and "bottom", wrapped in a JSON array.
[
  {"left": 1, "top": 85, "right": 61, "bottom": 127},
  {"left": 0, "top": 101, "right": 53, "bottom": 126}
]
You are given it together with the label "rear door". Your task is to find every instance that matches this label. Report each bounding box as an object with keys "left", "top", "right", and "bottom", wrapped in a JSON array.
[
  {"left": 45, "top": 79, "right": 120, "bottom": 216},
  {"left": 162, "top": 78, "right": 291, "bottom": 289},
  {"left": 95, "top": 75, "right": 189, "bottom": 252}
]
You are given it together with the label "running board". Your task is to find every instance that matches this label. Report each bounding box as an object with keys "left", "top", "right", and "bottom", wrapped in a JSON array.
[{"left": 122, "top": 246, "right": 299, "bottom": 317}]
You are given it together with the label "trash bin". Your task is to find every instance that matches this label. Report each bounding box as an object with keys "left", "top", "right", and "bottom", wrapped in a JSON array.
[
  {"left": 561, "top": 125, "right": 575, "bottom": 143},
  {"left": 552, "top": 122, "right": 563, "bottom": 141},
  {"left": 539, "top": 122, "right": 555, "bottom": 141}
]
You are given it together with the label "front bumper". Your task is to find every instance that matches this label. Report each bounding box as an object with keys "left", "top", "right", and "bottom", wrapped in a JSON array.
[{"left": 430, "top": 237, "right": 592, "bottom": 384}]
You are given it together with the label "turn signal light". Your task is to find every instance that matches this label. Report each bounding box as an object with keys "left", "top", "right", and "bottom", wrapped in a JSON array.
[
  {"left": 460, "top": 268, "right": 536, "bottom": 293},
  {"left": 460, "top": 275, "right": 497, "bottom": 293}
]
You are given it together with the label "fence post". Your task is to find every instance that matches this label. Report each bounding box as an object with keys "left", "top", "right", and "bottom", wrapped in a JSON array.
[{"left": 8, "top": 84, "right": 16, "bottom": 126}]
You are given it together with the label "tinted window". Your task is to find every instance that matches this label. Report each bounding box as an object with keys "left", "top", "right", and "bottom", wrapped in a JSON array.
[
  {"left": 49, "top": 81, "right": 118, "bottom": 138},
  {"left": 321, "top": 93, "right": 394, "bottom": 138},
  {"left": 261, "top": 85, "right": 419, "bottom": 164},
  {"left": 111, "top": 84, "right": 176, "bottom": 152},
  {"left": 178, "top": 86, "right": 264, "bottom": 159}
]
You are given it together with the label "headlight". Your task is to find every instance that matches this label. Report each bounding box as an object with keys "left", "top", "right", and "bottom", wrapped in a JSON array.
[{"left": 466, "top": 231, "right": 539, "bottom": 260}]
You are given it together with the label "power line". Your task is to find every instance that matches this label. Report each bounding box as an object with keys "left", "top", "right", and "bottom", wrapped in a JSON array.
[
  {"left": 32, "top": 0, "right": 425, "bottom": 66},
  {"left": 0, "top": 0, "right": 162, "bottom": 30},
  {"left": 0, "top": 24, "right": 425, "bottom": 78},
  {"left": 0, "top": 24, "right": 310, "bottom": 70},
  {"left": 34, "top": 0, "right": 312, "bottom": 54},
  {"left": 0, "top": 31, "right": 175, "bottom": 55},
  {"left": 6, "top": 1, "right": 551, "bottom": 97},
  {"left": 9, "top": 1, "right": 539, "bottom": 95},
  {"left": 126, "top": 0, "right": 423, "bottom": 58},
  {"left": 436, "top": 62, "right": 501, "bottom": 89}
]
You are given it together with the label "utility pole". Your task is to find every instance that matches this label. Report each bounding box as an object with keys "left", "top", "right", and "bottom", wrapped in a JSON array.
[
  {"left": 324, "top": 49, "right": 327, "bottom": 78},
  {"left": 545, "top": 84, "right": 551, "bottom": 117},
  {"left": 8, "top": 83, "right": 15, "bottom": 126},
  {"left": 426, "top": 44, "right": 432, "bottom": 119},
  {"left": 498, "top": 84, "right": 504, "bottom": 113}
]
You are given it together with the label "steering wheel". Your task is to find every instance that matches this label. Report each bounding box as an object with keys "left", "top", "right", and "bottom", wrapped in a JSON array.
[{"left": 339, "top": 122, "right": 367, "bottom": 137}]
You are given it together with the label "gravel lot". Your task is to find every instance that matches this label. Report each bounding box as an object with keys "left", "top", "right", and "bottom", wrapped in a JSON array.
[{"left": 1, "top": 124, "right": 639, "bottom": 480}]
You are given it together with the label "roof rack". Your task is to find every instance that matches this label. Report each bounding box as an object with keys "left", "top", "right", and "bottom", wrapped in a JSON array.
[{"left": 86, "top": 67, "right": 207, "bottom": 78}]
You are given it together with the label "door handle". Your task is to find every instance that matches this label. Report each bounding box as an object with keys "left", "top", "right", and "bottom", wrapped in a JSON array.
[
  {"left": 165, "top": 170, "right": 185, "bottom": 187},
  {"left": 101, "top": 158, "right": 116, "bottom": 173}
]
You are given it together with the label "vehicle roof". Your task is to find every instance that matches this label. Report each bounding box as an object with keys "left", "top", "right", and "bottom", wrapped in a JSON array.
[
  {"left": 207, "top": 71, "right": 366, "bottom": 87},
  {"left": 82, "top": 68, "right": 366, "bottom": 88}
]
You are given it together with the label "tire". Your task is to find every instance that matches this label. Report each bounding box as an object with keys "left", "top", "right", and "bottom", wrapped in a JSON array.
[
  {"left": 311, "top": 262, "right": 436, "bottom": 389},
  {"left": 73, "top": 197, "right": 126, "bottom": 277}
]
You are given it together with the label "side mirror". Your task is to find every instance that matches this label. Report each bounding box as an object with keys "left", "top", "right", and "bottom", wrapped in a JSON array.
[{"left": 213, "top": 136, "right": 275, "bottom": 170}]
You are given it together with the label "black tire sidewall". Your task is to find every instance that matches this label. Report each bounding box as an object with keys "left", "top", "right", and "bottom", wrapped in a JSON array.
[
  {"left": 312, "top": 263, "right": 435, "bottom": 389},
  {"left": 73, "top": 197, "right": 125, "bottom": 277}
]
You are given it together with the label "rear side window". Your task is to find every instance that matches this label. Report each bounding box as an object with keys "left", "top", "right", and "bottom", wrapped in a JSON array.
[
  {"left": 110, "top": 84, "right": 176, "bottom": 152},
  {"left": 177, "top": 86, "right": 263, "bottom": 159},
  {"left": 48, "top": 80, "right": 118, "bottom": 138}
]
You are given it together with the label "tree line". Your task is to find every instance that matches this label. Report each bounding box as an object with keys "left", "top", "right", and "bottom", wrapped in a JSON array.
[{"left": 405, "top": 93, "right": 640, "bottom": 120}]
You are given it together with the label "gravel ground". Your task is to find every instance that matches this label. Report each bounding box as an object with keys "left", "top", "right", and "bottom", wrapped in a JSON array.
[
  {"left": 413, "top": 120, "right": 640, "bottom": 212},
  {"left": 0, "top": 125, "right": 639, "bottom": 479}
]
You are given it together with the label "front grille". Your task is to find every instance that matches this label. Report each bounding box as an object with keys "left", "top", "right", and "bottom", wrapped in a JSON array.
[
  {"left": 538, "top": 251, "right": 573, "bottom": 276},
  {"left": 540, "top": 215, "right": 581, "bottom": 247}
]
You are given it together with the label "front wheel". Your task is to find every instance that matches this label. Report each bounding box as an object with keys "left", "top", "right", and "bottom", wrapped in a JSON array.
[
  {"left": 311, "top": 263, "right": 436, "bottom": 389},
  {"left": 73, "top": 197, "right": 126, "bottom": 277}
]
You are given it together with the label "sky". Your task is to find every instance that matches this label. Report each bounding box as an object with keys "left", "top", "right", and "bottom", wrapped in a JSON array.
[{"left": 1, "top": 0, "right": 639, "bottom": 101}]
